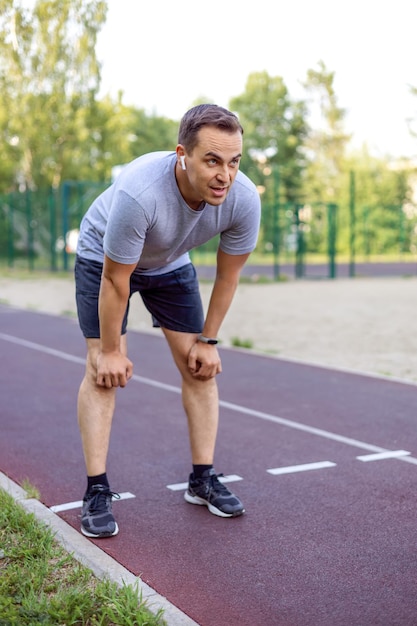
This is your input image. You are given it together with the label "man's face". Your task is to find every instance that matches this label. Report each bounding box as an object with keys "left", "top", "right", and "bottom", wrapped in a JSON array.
[{"left": 178, "top": 126, "right": 242, "bottom": 209}]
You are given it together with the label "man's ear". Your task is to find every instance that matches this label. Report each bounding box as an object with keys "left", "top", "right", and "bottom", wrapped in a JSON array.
[{"left": 176, "top": 145, "right": 186, "bottom": 171}]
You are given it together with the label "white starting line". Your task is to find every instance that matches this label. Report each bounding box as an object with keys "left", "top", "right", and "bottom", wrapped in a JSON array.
[
  {"left": 166, "top": 474, "right": 243, "bottom": 492},
  {"left": 2, "top": 332, "right": 417, "bottom": 469},
  {"left": 49, "top": 450, "right": 413, "bottom": 512},
  {"left": 267, "top": 461, "right": 336, "bottom": 475},
  {"left": 356, "top": 450, "right": 410, "bottom": 462},
  {"left": 267, "top": 451, "right": 411, "bottom": 475},
  {"left": 50, "top": 491, "right": 136, "bottom": 513},
  {"left": 1, "top": 333, "right": 416, "bottom": 514}
]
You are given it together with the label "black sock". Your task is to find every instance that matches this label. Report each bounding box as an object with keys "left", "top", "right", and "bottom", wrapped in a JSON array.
[
  {"left": 87, "top": 473, "right": 109, "bottom": 492},
  {"left": 192, "top": 464, "right": 213, "bottom": 478}
]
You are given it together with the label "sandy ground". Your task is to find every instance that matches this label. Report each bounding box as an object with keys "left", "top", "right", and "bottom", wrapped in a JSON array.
[{"left": 1, "top": 273, "right": 417, "bottom": 384}]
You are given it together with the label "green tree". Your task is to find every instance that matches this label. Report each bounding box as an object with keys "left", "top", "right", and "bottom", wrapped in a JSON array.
[
  {"left": 302, "top": 60, "right": 351, "bottom": 203},
  {"left": 127, "top": 108, "right": 179, "bottom": 160},
  {"left": 0, "top": 0, "right": 107, "bottom": 191},
  {"left": 64, "top": 94, "right": 178, "bottom": 182},
  {"left": 230, "top": 71, "right": 308, "bottom": 201},
  {"left": 339, "top": 150, "right": 415, "bottom": 257},
  {"left": 229, "top": 71, "right": 308, "bottom": 257}
]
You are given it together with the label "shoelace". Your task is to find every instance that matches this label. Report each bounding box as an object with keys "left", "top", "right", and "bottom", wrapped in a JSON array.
[
  {"left": 88, "top": 488, "right": 120, "bottom": 514},
  {"left": 208, "top": 473, "right": 231, "bottom": 495}
]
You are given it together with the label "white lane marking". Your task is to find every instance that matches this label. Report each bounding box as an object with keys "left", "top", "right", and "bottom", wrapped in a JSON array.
[
  {"left": 2, "top": 332, "right": 417, "bottom": 466},
  {"left": 0, "top": 333, "right": 182, "bottom": 392},
  {"left": 0, "top": 333, "right": 86, "bottom": 364},
  {"left": 267, "top": 461, "right": 336, "bottom": 475},
  {"left": 217, "top": 402, "right": 417, "bottom": 467},
  {"left": 50, "top": 491, "right": 136, "bottom": 513},
  {"left": 356, "top": 450, "right": 411, "bottom": 462},
  {"left": 167, "top": 474, "right": 243, "bottom": 492}
]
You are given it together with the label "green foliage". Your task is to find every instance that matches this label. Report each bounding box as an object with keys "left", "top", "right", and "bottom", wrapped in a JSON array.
[
  {"left": 0, "top": 1, "right": 180, "bottom": 192},
  {"left": 231, "top": 337, "right": 254, "bottom": 349},
  {"left": 20, "top": 478, "right": 40, "bottom": 499},
  {"left": 302, "top": 60, "right": 352, "bottom": 202},
  {"left": 80, "top": 98, "right": 178, "bottom": 182},
  {"left": 229, "top": 71, "right": 309, "bottom": 256},
  {"left": 335, "top": 153, "right": 417, "bottom": 256},
  {"left": 0, "top": 488, "right": 165, "bottom": 625},
  {"left": 230, "top": 70, "right": 308, "bottom": 202},
  {"left": 0, "top": 4, "right": 416, "bottom": 262},
  {"left": 0, "top": 0, "right": 108, "bottom": 191}
]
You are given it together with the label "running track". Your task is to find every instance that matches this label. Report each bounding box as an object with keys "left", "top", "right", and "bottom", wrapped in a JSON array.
[{"left": 1, "top": 305, "right": 417, "bottom": 626}]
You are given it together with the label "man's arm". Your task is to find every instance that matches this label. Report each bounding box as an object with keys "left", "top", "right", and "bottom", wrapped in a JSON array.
[
  {"left": 96, "top": 255, "right": 137, "bottom": 388},
  {"left": 188, "top": 248, "right": 250, "bottom": 379},
  {"left": 203, "top": 248, "right": 250, "bottom": 338}
]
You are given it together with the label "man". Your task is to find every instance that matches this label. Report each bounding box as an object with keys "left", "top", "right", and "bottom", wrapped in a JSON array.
[{"left": 75, "top": 104, "right": 261, "bottom": 538}]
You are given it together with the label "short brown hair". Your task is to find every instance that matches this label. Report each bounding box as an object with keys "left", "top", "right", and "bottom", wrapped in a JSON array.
[{"left": 178, "top": 104, "right": 243, "bottom": 152}]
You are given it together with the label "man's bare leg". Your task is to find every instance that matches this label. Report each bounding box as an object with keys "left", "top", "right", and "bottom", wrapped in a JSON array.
[
  {"left": 162, "top": 329, "right": 218, "bottom": 463},
  {"left": 77, "top": 336, "right": 127, "bottom": 475},
  {"left": 77, "top": 335, "right": 127, "bottom": 537},
  {"left": 162, "top": 328, "right": 244, "bottom": 517}
]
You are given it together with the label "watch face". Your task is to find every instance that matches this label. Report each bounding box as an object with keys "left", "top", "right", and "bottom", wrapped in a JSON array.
[{"left": 208, "top": 339, "right": 218, "bottom": 344}]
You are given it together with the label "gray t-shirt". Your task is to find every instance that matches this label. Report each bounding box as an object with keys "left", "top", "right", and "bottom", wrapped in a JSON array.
[{"left": 77, "top": 151, "right": 261, "bottom": 275}]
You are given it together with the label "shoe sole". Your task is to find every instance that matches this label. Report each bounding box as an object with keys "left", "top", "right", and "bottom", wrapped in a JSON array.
[
  {"left": 184, "top": 491, "right": 245, "bottom": 518},
  {"left": 80, "top": 522, "right": 119, "bottom": 538}
]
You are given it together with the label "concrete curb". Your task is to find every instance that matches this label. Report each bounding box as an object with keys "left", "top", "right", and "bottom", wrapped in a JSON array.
[{"left": 0, "top": 472, "right": 199, "bottom": 626}]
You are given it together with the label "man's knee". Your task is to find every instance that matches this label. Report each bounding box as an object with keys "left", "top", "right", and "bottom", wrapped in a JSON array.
[
  {"left": 84, "top": 340, "right": 100, "bottom": 374},
  {"left": 182, "top": 372, "right": 218, "bottom": 392}
]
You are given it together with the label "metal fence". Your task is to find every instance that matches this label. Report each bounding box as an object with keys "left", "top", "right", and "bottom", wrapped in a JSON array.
[
  {"left": 1, "top": 182, "right": 416, "bottom": 278},
  {"left": 0, "top": 182, "right": 108, "bottom": 272}
]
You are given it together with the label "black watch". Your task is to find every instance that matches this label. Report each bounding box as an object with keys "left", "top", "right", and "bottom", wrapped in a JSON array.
[{"left": 198, "top": 334, "right": 218, "bottom": 345}]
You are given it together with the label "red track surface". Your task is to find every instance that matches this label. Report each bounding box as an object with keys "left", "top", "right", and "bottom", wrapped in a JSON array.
[{"left": 1, "top": 305, "right": 417, "bottom": 625}]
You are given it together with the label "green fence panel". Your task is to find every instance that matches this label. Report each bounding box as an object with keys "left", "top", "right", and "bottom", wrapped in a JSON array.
[
  {"left": 0, "top": 182, "right": 108, "bottom": 271},
  {"left": 1, "top": 182, "right": 415, "bottom": 277}
]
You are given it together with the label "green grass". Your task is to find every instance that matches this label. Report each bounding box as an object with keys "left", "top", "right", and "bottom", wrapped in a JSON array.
[
  {"left": 0, "top": 488, "right": 165, "bottom": 626},
  {"left": 20, "top": 478, "right": 40, "bottom": 500},
  {"left": 0, "top": 266, "right": 74, "bottom": 279},
  {"left": 230, "top": 336, "right": 254, "bottom": 349},
  {"left": 190, "top": 250, "right": 417, "bottom": 266},
  {"left": 1, "top": 253, "right": 416, "bottom": 280}
]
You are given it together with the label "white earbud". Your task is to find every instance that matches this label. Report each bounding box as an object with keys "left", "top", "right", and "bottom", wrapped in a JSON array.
[{"left": 180, "top": 155, "right": 186, "bottom": 170}]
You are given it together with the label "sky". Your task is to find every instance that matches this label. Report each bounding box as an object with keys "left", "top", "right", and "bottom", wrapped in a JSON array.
[{"left": 96, "top": 0, "right": 417, "bottom": 159}]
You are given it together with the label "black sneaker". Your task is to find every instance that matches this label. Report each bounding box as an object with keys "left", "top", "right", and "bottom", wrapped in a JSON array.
[
  {"left": 184, "top": 469, "right": 245, "bottom": 518},
  {"left": 81, "top": 484, "right": 120, "bottom": 538}
]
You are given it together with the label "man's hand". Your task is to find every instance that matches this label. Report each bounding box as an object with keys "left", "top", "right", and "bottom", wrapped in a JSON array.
[
  {"left": 188, "top": 342, "right": 222, "bottom": 380},
  {"left": 96, "top": 351, "right": 133, "bottom": 388}
]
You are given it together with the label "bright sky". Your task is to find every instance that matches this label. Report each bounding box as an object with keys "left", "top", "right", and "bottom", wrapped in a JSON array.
[{"left": 96, "top": 0, "right": 417, "bottom": 159}]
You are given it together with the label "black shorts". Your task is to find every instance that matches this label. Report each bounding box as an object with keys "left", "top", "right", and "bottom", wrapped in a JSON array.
[{"left": 74, "top": 256, "right": 205, "bottom": 338}]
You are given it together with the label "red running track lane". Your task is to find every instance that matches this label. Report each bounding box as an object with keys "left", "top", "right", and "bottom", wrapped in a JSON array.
[{"left": 1, "top": 305, "right": 417, "bottom": 626}]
